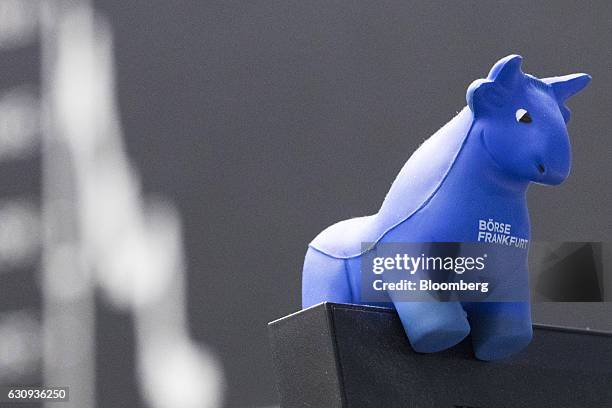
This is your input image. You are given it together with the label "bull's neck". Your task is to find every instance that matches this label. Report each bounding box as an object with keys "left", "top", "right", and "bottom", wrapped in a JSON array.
[{"left": 451, "top": 122, "right": 530, "bottom": 199}]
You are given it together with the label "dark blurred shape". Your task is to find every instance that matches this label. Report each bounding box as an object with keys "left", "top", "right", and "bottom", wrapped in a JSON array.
[
  {"left": 534, "top": 242, "right": 603, "bottom": 302},
  {"left": 269, "top": 303, "right": 612, "bottom": 408}
]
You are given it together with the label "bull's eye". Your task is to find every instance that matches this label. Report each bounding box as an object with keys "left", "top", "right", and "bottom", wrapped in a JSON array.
[{"left": 515, "top": 108, "right": 532, "bottom": 123}]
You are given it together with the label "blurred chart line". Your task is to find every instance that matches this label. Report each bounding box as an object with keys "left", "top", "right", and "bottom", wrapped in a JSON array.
[
  {"left": 0, "top": 0, "right": 38, "bottom": 50},
  {"left": 0, "top": 87, "right": 40, "bottom": 161},
  {"left": 0, "top": 0, "right": 223, "bottom": 406},
  {"left": 0, "top": 0, "right": 43, "bottom": 390}
]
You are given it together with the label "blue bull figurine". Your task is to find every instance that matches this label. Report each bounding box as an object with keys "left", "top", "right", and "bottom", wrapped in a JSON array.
[{"left": 302, "top": 55, "right": 590, "bottom": 360}]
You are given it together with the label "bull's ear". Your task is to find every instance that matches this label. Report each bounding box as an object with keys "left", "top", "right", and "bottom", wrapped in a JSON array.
[
  {"left": 466, "top": 79, "right": 504, "bottom": 117},
  {"left": 542, "top": 73, "right": 591, "bottom": 122},
  {"left": 467, "top": 54, "right": 524, "bottom": 117}
]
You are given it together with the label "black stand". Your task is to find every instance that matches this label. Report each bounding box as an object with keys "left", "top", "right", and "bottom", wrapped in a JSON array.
[{"left": 269, "top": 302, "right": 612, "bottom": 408}]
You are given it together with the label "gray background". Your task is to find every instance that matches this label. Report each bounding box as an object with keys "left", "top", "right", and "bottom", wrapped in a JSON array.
[
  {"left": 97, "top": 1, "right": 610, "bottom": 406},
  {"left": 0, "top": 1, "right": 610, "bottom": 407}
]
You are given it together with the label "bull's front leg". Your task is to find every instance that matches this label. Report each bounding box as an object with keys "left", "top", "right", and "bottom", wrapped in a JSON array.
[
  {"left": 394, "top": 301, "right": 471, "bottom": 353},
  {"left": 463, "top": 301, "right": 533, "bottom": 360}
]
